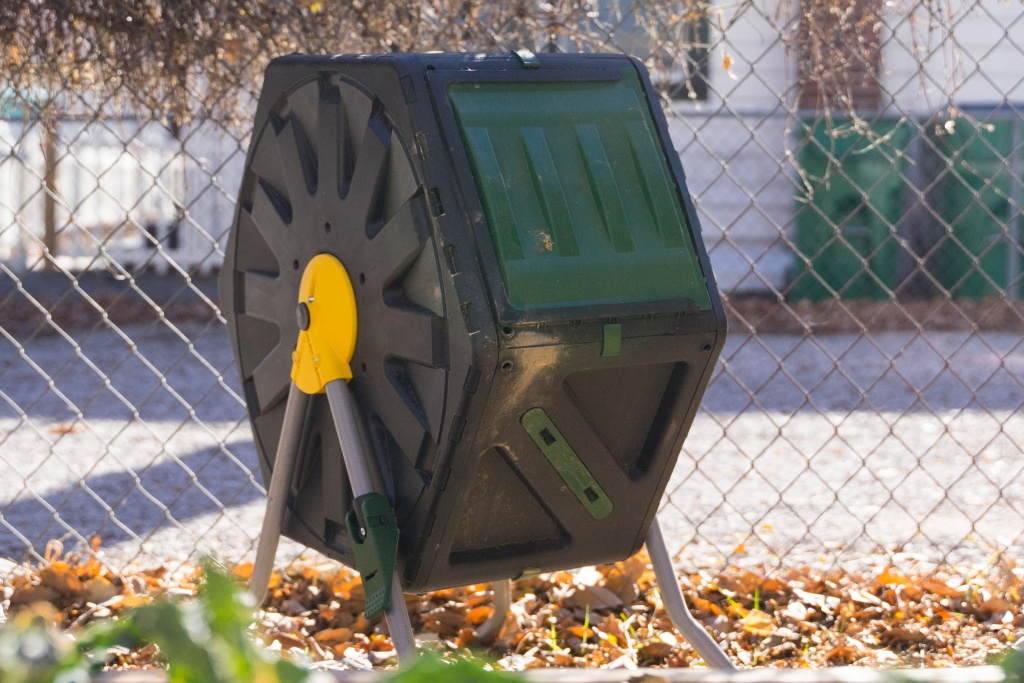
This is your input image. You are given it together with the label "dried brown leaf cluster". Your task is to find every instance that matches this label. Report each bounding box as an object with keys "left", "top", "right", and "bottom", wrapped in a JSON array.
[
  {"left": 5, "top": 539, "right": 1017, "bottom": 672},
  {"left": 0, "top": 540, "right": 200, "bottom": 668},
  {"left": 0, "top": 0, "right": 601, "bottom": 125},
  {"left": 3, "top": 541, "right": 179, "bottom": 616},
  {"left": 247, "top": 551, "right": 1024, "bottom": 669}
]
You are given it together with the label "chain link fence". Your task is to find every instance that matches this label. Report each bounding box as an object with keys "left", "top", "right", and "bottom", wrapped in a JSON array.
[{"left": 1, "top": 0, "right": 1023, "bottom": 577}]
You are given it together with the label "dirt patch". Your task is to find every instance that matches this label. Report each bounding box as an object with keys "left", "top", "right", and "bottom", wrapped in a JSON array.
[
  {"left": 0, "top": 272, "right": 221, "bottom": 341},
  {"left": 0, "top": 293, "right": 220, "bottom": 340}
]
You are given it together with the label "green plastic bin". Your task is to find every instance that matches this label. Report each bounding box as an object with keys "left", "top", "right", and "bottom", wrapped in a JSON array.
[
  {"left": 447, "top": 75, "right": 711, "bottom": 312},
  {"left": 924, "top": 116, "right": 1017, "bottom": 300},
  {"left": 790, "top": 119, "right": 912, "bottom": 301}
]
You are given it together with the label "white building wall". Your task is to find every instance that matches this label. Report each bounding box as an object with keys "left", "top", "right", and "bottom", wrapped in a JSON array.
[
  {"left": 0, "top": 120, "right": 43, "bottom": 271},
  {"left": 669, "top": 0, "right": 797, "bottom": 293},
  {"left": 180, "top": 122, "right": 247, "bottom": 275},
  {"left": 884, "top": 1, "right": 1024, "bottom": 116},
  {"left": 0, "top": 116, "right": 244, "bottom": 275},
  {"left": 675, "top": 0, "right": 1024, "bottom": 296}
]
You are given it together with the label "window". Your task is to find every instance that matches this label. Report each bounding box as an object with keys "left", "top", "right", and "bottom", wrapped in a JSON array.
[{"left": 590, "top": 0, "right": 711, "bottom": 102}]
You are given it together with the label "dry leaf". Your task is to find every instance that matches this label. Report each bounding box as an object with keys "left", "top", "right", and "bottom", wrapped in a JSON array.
[
  {"left": 877, "top": 567, "right": 911, "bottom": 586},
  {"left": 881, "top": 626, "right": 934, "bottom": 646},
  {"left": 49, "top": 421, "right": 84, "bottom": 434},
  {"left": 972, "top": 589, "right": 1015, "bottom": 614},
  {"left": 825, "top": 635, "right": 869, "bottom": 664},
  {"left": 466, "top": 592, "right": 490, "bottom": 609},
  {"left": 466, "top": 605, "right": 493, "bottom": 625},
  {"left": 741, "top": 608, "right": 773, "bottom": 636},
  {"left": 563, "top": 585, "right": 623, "bottom": 611},
  {"left": 269, "top": 632, "right": 307, "bottom": 650},
  {"left": 727, "top": 601, "right": 748, "bottom": 618},
  {"left": 690, "top": 595, "right": 724, "bottom": 616},
  {"left": 600, "top": 556, "right": 647, "bottom": 603},
  {"left": 849, "top": 588, "right": 883, "bottom": 605},
  {"left": 639, "top": 639, "right": 673, "bottom": 660},
  {"left": 313, "top": 627, "right": 354, "bottom": 645},
  {"left": 548, "top": 651, "right": 573, "bottom": 666},
  {"left": 6, "top": 536, "right": 1021, "bottom": 671},
  {"left": 328, "top": 574, "right": 361, "bottom": 600},
  {"left": 568, "top": 625, "right": 595, "bottom": 639},
  {"left": 110, "top": 594, "right": 151, "bottom": 611},
  {"left": 421, "top": 607, "right": 465, "bottom": 636},
  {"left": 8, "top": 583, "right": 61, "bottom": 607},
  {"left": 919, "top": 577, "right": 964, "bottom": 598},
  {"left": 83, "top": 576, "right": 119, "bottom": 604},
  {"left": 39, "top": 562, "right": 84, "bottom": 597}
]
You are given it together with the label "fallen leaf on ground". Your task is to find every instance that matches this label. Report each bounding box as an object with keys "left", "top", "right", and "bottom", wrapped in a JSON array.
[
  {"left": 563, "top": 585, "right": 623, "bottom": 611},
  {"left": 741, "top": 608, "right": 774, "bottom": 636}
]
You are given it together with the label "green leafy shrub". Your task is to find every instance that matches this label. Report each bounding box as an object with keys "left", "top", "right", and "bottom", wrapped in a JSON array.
[
  {"left": 0, "top": 605, "right": 90, "bottom": 683},
  {"left": 120, "top": 559, "right": 310, "bottom": 683},
  {"left": 0, "top": 559, "right": 312, "bottom": 683}
]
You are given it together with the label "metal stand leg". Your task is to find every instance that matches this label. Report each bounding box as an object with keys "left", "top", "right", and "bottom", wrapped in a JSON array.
[
  {"left": 250, "top": 384, "right": 310, "bottom": 603},
  {"left": 475, "top": 580, "right": 512, "bottom": 641},
  {"left": 325, "top": 380, "right": 417, "bottom": 665},
  {"left": 647, "top": 517, "right": 738, "bottom": 671}
]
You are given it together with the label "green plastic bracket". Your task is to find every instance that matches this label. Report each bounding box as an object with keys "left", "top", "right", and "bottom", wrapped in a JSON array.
[
  {"left": 345, "top": 493, "right": 399, "bottom": 620},
  {"left": 602, "top": 323, "right": 622, "bottom": 357},
  {"left": 521, "top": 408, "right": 613, "bottom": 520},
  {"left": 513, "top": 48, "right": 541, "bottom": 69}
]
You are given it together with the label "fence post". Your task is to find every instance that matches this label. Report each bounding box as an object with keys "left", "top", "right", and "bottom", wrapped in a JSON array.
[{"left": 42, "top": 110, "right": 58, "bottom": 271}]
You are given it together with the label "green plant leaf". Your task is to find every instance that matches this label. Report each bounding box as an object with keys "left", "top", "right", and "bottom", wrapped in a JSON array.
[
  {"left": 0, "top": 611, "right": 90, "bottom": 683},
  {"left": 123, "top": 560, "right": 310, "bottom": 683},
  {"left": 386, "top": 654, "right": 517, "bottom": 683},
  {"left": 1000, "top": 645, "right": 1024, "bottom": 683}
]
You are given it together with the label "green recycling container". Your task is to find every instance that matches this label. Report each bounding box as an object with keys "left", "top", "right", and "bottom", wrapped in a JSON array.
[
  {"left": 924, "top": 115, "right": 1017, "bottom": 300},
  {"left": 790, "top": 119, "right": 911, "bottom": 301}
]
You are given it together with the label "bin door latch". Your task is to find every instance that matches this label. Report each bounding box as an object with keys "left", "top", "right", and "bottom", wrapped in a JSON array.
[
  {"left": 345, "top": 493, "right": 399, "bottom": 620},
  {"left": 513, "top": 48, "right": 541, "bottom": 69}
]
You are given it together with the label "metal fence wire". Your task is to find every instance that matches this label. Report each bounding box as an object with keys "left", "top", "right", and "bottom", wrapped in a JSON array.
[{"left": 1, "top": 0, "right": 1023, "bottom": 576}]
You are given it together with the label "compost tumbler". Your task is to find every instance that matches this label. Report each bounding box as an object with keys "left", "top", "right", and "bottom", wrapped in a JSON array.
[{"left": 220, "top": 51, "right": 727, "bottom": 594}]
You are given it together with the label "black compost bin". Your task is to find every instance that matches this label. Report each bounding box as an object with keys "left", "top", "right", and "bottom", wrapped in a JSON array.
[{"left": 220, "top": 52, "right": 726, "bottom": 592}]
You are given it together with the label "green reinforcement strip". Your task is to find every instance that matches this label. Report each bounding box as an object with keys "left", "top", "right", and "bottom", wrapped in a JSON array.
[{"left": 521, "top": 408, "right": 613, "bottom": 520}]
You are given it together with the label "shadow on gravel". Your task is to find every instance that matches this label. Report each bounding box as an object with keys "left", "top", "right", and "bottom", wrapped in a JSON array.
[
  {"left": 0, "top": 442, "right": 263, "bottom": 562},
  {"left": 0, "top": 270, "right": 221, "bottom": 339}
]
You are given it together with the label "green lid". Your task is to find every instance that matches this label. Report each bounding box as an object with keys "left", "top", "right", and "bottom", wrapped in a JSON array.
[{"left": 448, "top": 68, "right": 711, "bottom": 311}]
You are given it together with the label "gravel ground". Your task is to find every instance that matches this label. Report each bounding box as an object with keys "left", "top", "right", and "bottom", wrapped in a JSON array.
[{"left": 1, "top": 319, "right": 1022, "bottom": 572}]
